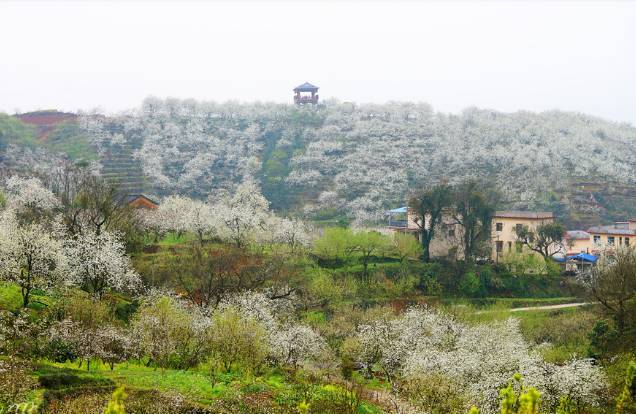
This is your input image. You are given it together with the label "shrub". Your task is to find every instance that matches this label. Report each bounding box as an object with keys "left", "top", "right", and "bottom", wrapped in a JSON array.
[
  {"left": 209, "top": 307, "right": 268, "bottom": 373},
  {"left": 399, "top": 373, "right": 468, "bottom": 414},
  {"left": 104, "top": 387, "right": 126, "bottom": 414},
  {"left": 0, "top": 358, "right": 37, "bottom": 409}
]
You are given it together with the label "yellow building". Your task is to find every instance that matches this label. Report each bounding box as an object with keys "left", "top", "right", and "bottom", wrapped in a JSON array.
[
  {"left": 564, "top": 230, "right": 593, "bottom": 255},
  {"left": 388, "top": 208, "right": 556, "bottom": 261},
  {"left": 587, "top": 219, "right": 636, "bottom": 251},
  {"left": 491, "top": 211, "right": 555, "bottom": 262}
]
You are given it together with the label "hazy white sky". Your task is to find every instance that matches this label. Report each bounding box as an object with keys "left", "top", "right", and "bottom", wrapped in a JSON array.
[{"left": 1, "top": 1, "right": 635, "bottom": 124}]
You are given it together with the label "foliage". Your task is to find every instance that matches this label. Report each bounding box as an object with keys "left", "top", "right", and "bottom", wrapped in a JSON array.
[
  {"left": 80, "top": 99, "right": 636, "bottom": 223},
  {"left": 515, "top": 222, "right": 566, "bottom": 260},
  {"left": 614, "top": 360, "right": 635, "bottom": 414},
  {"left": 451, "top": 180, "right": 498, "bottom": 260},
  {"left": 409, "top": 184, "right": 452, "bottom": 262},
  {"left": 132, "top": 295, "right": 212, "bottom": 371},
  {"left": 170, "top": 244, "right": 268, "bottom": 308},
  {"left": 0, "top": 357, "right": 37, "bottom": 410},
  {"left": 209, "top": 307, "right": 268, "bottom": 373},
  {"left": 104, "top": 387, "right": 127, "bottom": 414},
  {"left": 578, "top": 247, "right": 636, "bottom": 334}
]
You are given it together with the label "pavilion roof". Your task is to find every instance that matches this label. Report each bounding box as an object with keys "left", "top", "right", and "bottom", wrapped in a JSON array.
[{"left": 294, "top": 82, "right": 319, "bottom": 91}]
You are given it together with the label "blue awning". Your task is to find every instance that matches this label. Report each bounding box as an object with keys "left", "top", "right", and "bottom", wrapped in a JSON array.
[
  {"left": 388, "top": 207, "right": 408, "bottom": 213},
  {"left": 569, "top": 253, "right": 598, "bottom": 263}
]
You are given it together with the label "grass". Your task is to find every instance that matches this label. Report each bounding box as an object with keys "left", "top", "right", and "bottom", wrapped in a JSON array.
[
  {"left": 0, "top": 282, "right": 52, "bottom": 312},
  {"left": 39, "top": 361, "right": 228, "bottom": 404},
  {"left": 0, "top": 282, "right": 24, "bottom": 310},
  {"left": 36, "top": 361, "right": 315, "bottom": 406}
]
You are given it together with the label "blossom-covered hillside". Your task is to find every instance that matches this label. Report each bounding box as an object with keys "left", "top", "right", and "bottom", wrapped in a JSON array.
[{"left": 7, "top": 98, "right": 636, "bottom": 224}]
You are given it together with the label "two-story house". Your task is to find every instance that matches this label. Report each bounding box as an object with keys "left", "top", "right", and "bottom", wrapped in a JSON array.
[
  {"left": 491, "top": 211, "right": 555, "bottom": 262},
  {"left": 587, "top": 219, "right": 636, "bottom": 250}
]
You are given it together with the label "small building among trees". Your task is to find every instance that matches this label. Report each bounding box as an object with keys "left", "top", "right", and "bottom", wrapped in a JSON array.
[
  {"left": 125, "top": 194, "right": 159, "bottom": 210},
  {"left": 293, "top": 82, "right": 319, "bottom": 105}
]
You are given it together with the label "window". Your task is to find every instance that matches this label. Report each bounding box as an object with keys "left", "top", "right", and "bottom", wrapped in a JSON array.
[
  {"left": 626, "top": 238, "right": 630, "bottom": 247},
  {"left": 496, "top": 241, "right": 503, "bottom": 253},
  {"left": 515, "top": 224, "right": 523, "bottom": 233},
  {"left": 619, "top": 237, "right": 623, "bottom": 245},
  {"left": 496, "top": 222, "right": 503, "bottom": 232},
  {"left": 508, "top": 241, "right": 512, "bottom": 251},
  {"left": 593, "top": 235, "right": 600, "bottom": 243},
  {"left": 448, "top": 228, "right": 455, "bottom": 237},
  {"left": 608, "top": 236, "right": 615, "bottom": 245}
]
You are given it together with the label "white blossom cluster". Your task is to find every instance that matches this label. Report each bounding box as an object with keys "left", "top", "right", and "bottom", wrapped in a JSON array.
[
  {"left": 64, "top": 230, "right": 141, "bottom": 299},
  {"left": 219, "top": 291, "right": 327, "bottom": 367},
  {"left": 49, "top": 319, "right": 138, "bottom": 368},
  {"left": 80, "top": 98, "right": 636, "bottom": 222},
  {"left": 0, "top": 208, "right": 67, "bottom": 293},
  {"left": 355, "top": 307, "right": 606, "bottom": 413},
  {"left": 3, "top": 176, "right": 59, "bottom": 212},
  {"left": 0, "top": 180, "right": 141, "bottom": 301},
  {"left": 142, "top": 181, "right": 312, "bottom": 248}
]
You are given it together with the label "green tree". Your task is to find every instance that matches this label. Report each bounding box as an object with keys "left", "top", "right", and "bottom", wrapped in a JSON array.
[
  {"left": 391, "top": 232, "right": 423, "bottom": 264},
  {"left": 209, "top": 308, "right": 268, "bottom": 373},
  {"left": 409, "top": 184, "right": 452, "bottom": 262},
  {"left": 515, "top": 222, "right": 565, "bottom": 260},
  {"left": 451, "top": 181, "right": 498, "bottom": 261},
  {"left": 313, "top": 227, "right": 358, "bottom": 264},
  {"left": 104, "top": 387, "right": 126, "bottom": 414},
  {"left": 352, "top": 231, "right": 392, "bottom": 280}
]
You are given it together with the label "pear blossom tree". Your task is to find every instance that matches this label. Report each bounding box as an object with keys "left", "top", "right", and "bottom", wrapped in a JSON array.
[
  {"left": 218, "top": 181, "right": 271, "bottom": 248},
  {"left": 0, "top": 209, "right": 67, "bottom": 308},
  {"left": 65, "top": 230, "right": 141, "bottom": 300},
  {"left": 3, "top": 176, "right": 59, "bottom": 221},
  {"left": 354, "top": 307, "right": 607, "bottom": 413},
  {"left": 149, "top": 195, "right": 219, "bottom": 244}
]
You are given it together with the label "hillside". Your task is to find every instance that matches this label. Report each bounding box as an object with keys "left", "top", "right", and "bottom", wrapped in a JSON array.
[
  {"left": 80, "top": 98, "right": 636, "bottom": 227},
  {"left": 3, "top": 101, "right": 636, "bottom": 226}
]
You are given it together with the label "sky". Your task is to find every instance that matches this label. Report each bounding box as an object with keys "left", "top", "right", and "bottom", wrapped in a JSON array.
[{"left": 1, "top": 1, "right": 635, "bottom": 124}]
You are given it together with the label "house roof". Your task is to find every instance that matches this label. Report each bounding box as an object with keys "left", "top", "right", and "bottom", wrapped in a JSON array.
[
  {"left": 293, "top": 82, "right": 319, "bottom": 92},
  {"left": 587, "top": 225, "right": 636, "bottom": 236},
  {"left": 125, "top": 194, "right": 159, "bottom": 206},
  {"left": 494, "top": 211, "right": 554, "bottom": 219},
  {"left": 565, "top": 230, "right": 590, "bottom": 240}
]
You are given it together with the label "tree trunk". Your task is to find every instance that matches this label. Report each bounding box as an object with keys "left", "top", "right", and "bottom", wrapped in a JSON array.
[{"left": 22, "top": 287, "right": 31, "bottom": 308}]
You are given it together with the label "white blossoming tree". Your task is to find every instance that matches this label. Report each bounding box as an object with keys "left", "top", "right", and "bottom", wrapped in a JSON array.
[
  {"left": 65, "top": 230, "right": 141, "bottom": 300},
  {"left": 354, "top": 307, "right": 607, "bottom": 414},
  {"left": 3, "top": 176, "right": 59, "bottom": 220},
  {"left": 0, "top": 209, "right": 67, "bottom": 308},
  {"left": 217, "top": 181, "right": 271, "bottom": 248}
]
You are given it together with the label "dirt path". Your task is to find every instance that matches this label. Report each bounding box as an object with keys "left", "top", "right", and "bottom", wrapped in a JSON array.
[{"left": 509, "top": 302, "right": 592, "bottom": 312}]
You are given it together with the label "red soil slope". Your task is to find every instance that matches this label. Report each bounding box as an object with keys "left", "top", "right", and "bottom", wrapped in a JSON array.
[{"left": 16, "top": 110, "right": 77, "bottom": 141}]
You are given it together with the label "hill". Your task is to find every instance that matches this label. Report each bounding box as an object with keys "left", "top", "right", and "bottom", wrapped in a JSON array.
[
  {"left": 81, "top": 98, "right": 636, "bottom": 227},
  {"left": 3, "top": 100, "right": 636, "bottom": 226}
]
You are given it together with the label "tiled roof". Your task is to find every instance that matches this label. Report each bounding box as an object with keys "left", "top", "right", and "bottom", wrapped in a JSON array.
[
  {"left": 125, "top": 194, "right": 159, "bottom": 205},
  {"left": 587, "top": 225, "right": 636, "bottom": 236},
  {"left": 566, "top": 230, "right": 590, "bottom": 240},
  {"left": 494, "top": 211, "right": 554, "bottom": 219},
  {"left": 293, "top": 82, "right": 319, "bottom": 91}
]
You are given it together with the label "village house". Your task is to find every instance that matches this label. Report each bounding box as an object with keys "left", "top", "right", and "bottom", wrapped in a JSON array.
[
  {"left": 587, "top": 219, "right": 636, "bottom": 250},
  {"left": 564, "top": 230, "right": 593, "bottom": 255},
  {"left": 387, "top": 208, "right": 555, "bottom": 261},
  {"left": 125, "top": 194, "right": 159, "bottom": 210},
  {"left": 491, "top": 211, "right": 555, "bottom": 262}
]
